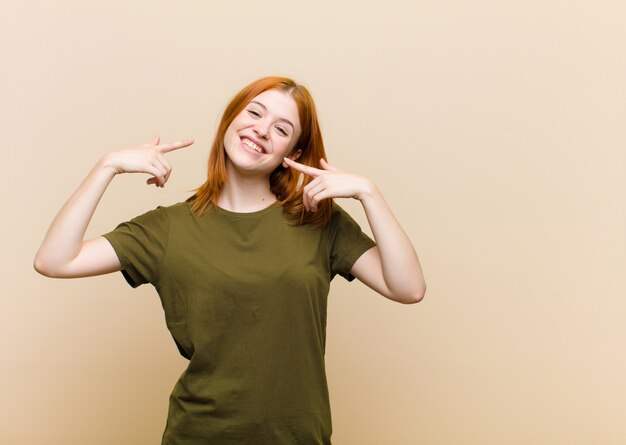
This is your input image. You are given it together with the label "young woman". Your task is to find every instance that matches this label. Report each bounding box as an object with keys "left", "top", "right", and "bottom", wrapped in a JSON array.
[{"left": 34, "top": 76, "right": 426, "bottom": 444}]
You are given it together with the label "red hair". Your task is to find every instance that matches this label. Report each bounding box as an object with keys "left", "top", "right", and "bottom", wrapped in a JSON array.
[{"left": 186, "top": 76, "right": 332, "bottom": 229}]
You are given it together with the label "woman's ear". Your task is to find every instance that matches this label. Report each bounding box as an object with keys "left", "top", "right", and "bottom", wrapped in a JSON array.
[{"left": 282, "top": 149, "right": 302, "bottom": 168}]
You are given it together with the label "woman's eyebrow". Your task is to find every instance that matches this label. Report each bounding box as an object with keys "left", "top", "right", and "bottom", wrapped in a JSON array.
[{"left": 249, "top": 100, "right": 295, "bottom": 131}]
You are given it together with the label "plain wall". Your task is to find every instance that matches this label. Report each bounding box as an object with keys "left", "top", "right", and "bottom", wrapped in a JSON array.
[{"left": 2, "top": 1, "right": 625, "bottom": 444}]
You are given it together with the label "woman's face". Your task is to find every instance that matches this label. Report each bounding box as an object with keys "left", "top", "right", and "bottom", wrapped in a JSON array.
[{"left": 223, "top": 89, "right": 303, "bottom": 176}]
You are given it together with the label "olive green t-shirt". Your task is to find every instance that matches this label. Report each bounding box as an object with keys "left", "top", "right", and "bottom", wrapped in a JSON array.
[{"left": 102, "top": 199, "right": 377, "bottom": 445}]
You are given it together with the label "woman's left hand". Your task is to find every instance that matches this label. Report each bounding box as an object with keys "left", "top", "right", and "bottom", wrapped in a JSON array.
[{"left": 283, "top": 157, "right": 374, "bottom": 212}]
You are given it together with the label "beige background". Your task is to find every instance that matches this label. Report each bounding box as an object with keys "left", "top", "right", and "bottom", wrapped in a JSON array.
[{"left": 2, "top": 0, "right": 625, "bottom": 444}]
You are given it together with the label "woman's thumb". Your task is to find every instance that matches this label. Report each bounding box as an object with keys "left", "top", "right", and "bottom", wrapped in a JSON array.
[{"left": 150, "top": 135, "right": 160, "bottom": 145}]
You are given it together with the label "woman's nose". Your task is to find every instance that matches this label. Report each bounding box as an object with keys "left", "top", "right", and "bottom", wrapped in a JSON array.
[{"left": 254, "top": 121, "right": 271, "bottom": 138}]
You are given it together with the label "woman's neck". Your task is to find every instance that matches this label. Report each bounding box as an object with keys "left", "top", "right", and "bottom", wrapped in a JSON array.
[{"left": 217, "top": 173, "right": 277, "bottom": 213}]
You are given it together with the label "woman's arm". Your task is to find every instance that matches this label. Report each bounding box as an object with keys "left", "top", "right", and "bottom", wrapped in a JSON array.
[
  {"left": 351, "top": 183, "right": 426, "bottom": 303},
  {"left": 283, "top": 157, "right": 426, "bottom": 304},
  {"left": 34, "top": 160, "right": 120, "bottom": 278},
  {"left": 33, "top": 136, "right": 193, "bottom": 278}
]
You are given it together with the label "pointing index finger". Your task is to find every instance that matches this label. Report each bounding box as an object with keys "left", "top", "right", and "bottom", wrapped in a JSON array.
[
  {"left": 284, "top": 157, "right": 321, "bottom": 177},
  {"left": 158, "top": 138, "right": 195, "bottom": 153}
]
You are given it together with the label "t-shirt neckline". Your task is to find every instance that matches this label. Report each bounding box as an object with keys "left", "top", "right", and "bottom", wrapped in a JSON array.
[{"left": 214, "top": 200, "right": 281, "bottom": 218}]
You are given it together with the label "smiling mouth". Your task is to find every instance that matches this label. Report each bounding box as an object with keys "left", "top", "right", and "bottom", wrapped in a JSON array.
[{"left": 241, "top": 137, "right": 266, "bottom": 154}]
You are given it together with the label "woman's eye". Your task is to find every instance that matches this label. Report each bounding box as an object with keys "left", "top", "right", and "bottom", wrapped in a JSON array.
[
  {"left": 276, "top": 127, "right": 288, "bottom": 136},
  {"left": 248, "top": 109, "right": 261, "bottom": 117}
]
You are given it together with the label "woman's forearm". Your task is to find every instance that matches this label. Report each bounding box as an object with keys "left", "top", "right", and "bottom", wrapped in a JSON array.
[
  {"left": 34, "top": 158, "right": 116, "bottom": 272},
  {"left": 359, "top": 183, "right": 426, "bottom": 301}
]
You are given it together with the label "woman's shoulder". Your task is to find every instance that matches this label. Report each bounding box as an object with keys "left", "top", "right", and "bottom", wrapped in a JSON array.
[
  {"left": 130, "top": 201, "right": 193, "bottom": 224},
  {"left": 329, "top": 200, "right": 353, "bottom": 220},
  {"left": 158, "top": 200, "right": 195, "bottom": 218},
  {"left": 165, "top": 200, "right": 192, "bottom": 211},
  {"left": 326, "top": 200, "right": 365, "bottom": 232}
]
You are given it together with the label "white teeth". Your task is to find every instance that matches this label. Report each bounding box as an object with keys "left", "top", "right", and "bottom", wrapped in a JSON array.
[{"left": 242, "top": 138, "right": 263, "bottom": 153}]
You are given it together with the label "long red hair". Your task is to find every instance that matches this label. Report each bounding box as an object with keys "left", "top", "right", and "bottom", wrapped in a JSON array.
[{"left": 185, "top": 76, "right": 332, "bottom": 229}]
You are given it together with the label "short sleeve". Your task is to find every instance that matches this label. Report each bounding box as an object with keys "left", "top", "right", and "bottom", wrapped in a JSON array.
[
  {"left": 328, "top": 202, "right": 377, "bottom": 282},
  {"left": 101, "top": 206, "right": 169, "bottom": 288}
]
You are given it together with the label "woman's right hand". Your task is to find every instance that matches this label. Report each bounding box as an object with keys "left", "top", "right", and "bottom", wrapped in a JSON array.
[{"left": 100, "top": 135, "right": 194, "bottom": 187}]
